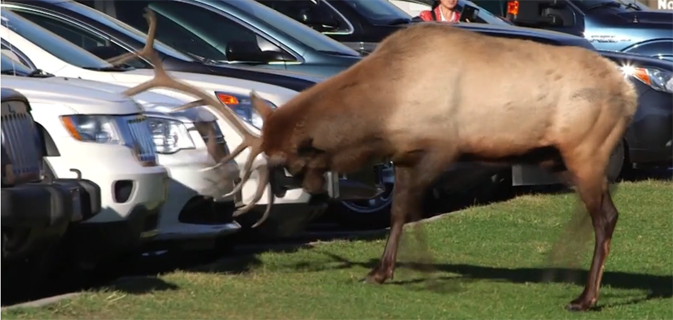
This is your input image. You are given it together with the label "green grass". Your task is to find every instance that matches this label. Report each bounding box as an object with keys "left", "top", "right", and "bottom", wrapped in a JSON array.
[{"left": 4, "top": 180, "right": 672, "bottom": 320}]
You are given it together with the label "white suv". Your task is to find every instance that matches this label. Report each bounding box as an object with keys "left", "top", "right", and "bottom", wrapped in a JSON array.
[{"left": 2, "top": 75, "right": 168, "bottom": 271}]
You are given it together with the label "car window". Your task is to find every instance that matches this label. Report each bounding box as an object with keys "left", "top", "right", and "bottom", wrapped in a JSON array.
[
  {"left": 1, "top": 42, "right": 34, "bottom": 68},
  {"left": 8, "top": 8, "right": 151, "bottom": 68},
  {"left": 0, "top": 9, "right": 117, "bottom": 70},
  {"left": 339, "top": 0, "right": 412, "bottom": 25},
  {"left": 55, "top": 0, "right": 197, "bottom": 62},
  {"left": 1, "top": 51, "right": 33, "bottom": 74},
  {"left": 257, "top": 0, "right": 353, "bottom": 34},
  {"left": 458, "top": 2, "right": 512, "bottom": 25},
  {"left": 217, "top": 0, "right": 360, "bottom": 56},
  {"left": 114, "top": 0, "right": 231, "bottom": 60}
]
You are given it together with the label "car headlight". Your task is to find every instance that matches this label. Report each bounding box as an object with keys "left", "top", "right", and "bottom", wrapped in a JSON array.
[
  {"left": 620, "top": 65, "right": 673, "bottom": 94},
  {"left": 147, "top": 117, "right": 196, "bottom": 154},
  {"left": 60, "top": 115, "right": 122, "bottom": 144},
  {"left": 215, "top": 91, "right": 278, "bottom": 129}
]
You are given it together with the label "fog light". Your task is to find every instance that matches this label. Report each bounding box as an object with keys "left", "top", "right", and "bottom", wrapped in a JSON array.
[{"left": 112, "top": 180, "right": 133, "bottom": 203}]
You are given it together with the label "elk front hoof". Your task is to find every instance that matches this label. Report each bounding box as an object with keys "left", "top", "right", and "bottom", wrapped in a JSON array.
[
  {"left": 565, "top": 298, "right": 596, "bottom": 312},
  {"left": 361, "top": 270, "right": 392, "bottom": 284}
]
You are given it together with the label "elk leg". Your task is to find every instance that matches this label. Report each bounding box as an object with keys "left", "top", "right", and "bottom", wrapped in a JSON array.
[
  {"left": 362, "top": 166, "right": 424, "bottom": 284},
  {"left": 565, "top": 159, "right": 619, "bottom": 311},
  {"left": 363, "top": 151, "right": 453, "bottom": 284}
]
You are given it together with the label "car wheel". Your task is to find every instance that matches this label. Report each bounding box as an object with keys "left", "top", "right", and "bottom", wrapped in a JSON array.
[
  {"left": 607, "top": 139, "right": 626, "bottom": 183},
  {"left": 332, "top": 162, "right": 395, "bottom": 230}
]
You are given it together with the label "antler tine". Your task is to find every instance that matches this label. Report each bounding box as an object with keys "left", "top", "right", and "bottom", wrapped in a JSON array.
[
  {"left": 216, "top": 144, "right": 263, "bottom": 199},
  {"left": 107, "top": 7, "right": 275, "bottom": 223},
  {"left": 105, "top": 7, "right": 158, "bottom": 66},
  {"left": 106, "top": 7, "right": 266, "bottom": 173},
  {"left": 232, "top": 164, "right": 273, "bottom": 222},
  {"left": 251, "top": 171, "right": 274, "bottom": 228}
]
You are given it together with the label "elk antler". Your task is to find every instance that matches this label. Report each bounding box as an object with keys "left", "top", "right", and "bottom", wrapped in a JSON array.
[{"left": 106, "top": 7, "right": 274, "bottom": 226}]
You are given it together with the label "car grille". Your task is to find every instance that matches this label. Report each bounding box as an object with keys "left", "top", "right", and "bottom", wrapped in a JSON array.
[
  {"left": 119, "top": 114, "right": 158, "bottom": 166},
  {"left": 194, "top": 121, "right": 230, "bottom": 163},
  {"left": 1, "top": 101, "right": 43, "bottom": 185}
]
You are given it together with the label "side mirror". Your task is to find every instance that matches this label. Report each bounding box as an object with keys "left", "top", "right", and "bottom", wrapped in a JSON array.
[
  {"left": 225, "top": 41, "right": 294, "bottom": 63},
  {"left": 507, "top": 0, "right": 568, "bottom": 27},
  {"left": 460, "top": 5, "right": 480, "bottom": 22},
  {"left": 298, "top": 8, "right": 340, "bottom": 31}
]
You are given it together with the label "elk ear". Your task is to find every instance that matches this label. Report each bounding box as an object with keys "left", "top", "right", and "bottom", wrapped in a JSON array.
[{"left": 250, "top": 90, "right": 274, "bottom": 121}]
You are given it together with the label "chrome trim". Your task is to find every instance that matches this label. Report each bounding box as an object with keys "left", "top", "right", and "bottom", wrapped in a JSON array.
[
  {"left": 322, "top": 0, "right": 355, "bottom": 35},
  {"left": 194, "top": 120, "right": 230, "bottom": 162},
  {"left": 116, "top": 114, "right": 158, "bottom": 165},
  {"left": 1, "top": 100, "right": 42, "bottom": 185}
]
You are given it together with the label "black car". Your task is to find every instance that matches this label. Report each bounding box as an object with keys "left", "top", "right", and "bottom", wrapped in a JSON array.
[
  {"left": 11, "top": 0, "right": 364, "bottom": 78},
  {"left": 1, "top": 84, "right": 102, "bottom": 301},
  {"left": 598, "top": 50, "right": 673, "bottom": 171},
  {"left": 0, "top": 0, "right": 324, "bottom": 92}
]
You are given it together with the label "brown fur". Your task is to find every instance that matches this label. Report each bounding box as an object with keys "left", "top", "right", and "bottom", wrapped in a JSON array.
[
  {"left": 111, "top": 11, "right": 637, "bottom": 311},
  {"left": 250, "top": 22, "right": 638, "bottom": 312}
]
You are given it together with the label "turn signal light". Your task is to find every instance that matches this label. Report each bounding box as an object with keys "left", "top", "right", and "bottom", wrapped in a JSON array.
[{"left": 507, "top": 0, "right": 519, "bottom": 16}]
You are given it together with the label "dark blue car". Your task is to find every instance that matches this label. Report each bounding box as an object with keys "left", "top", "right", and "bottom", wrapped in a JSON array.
[{"left": 470, "top": 0, "right": 673, "bottom": 60}]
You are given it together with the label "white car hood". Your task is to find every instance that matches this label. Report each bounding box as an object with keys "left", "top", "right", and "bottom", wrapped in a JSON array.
[
  {"left": 2, "top": 76, "right": 143, "bottom": 115},
  {"left": 39, "top": 76, "right": 217, "bottom": 122}
]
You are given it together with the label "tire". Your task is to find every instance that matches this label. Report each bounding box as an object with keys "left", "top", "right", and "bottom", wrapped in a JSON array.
[
  {"left": 1, "top": 229, "right": 63, "bottom": 303},
  {"left": 332, "top": 162, "right": 395, "bottom": 230},
  {"left": 607, "top": 139, "right": 626, "bottom": 183}
]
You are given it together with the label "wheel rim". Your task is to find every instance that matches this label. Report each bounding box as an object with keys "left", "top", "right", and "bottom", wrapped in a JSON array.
[{"left": 341, "top": 162, "right": 395, "bottom": 214}]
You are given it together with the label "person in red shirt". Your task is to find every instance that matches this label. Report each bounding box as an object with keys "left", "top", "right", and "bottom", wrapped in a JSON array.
[{"left": 418, "top": 0, "right": 460, "bottom": 22}]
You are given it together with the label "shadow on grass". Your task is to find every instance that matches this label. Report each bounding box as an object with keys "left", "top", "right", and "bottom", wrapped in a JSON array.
[
  {"left": 104, "top": 276, "right": 179, "bottom": 294},
  {"left": 279, "top": 251, "right": 671, "bottom": 309}
]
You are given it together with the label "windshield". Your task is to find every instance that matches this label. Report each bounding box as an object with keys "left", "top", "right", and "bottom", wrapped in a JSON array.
[
  {"left": 57, "top": 1, "right": 197, "bottom": 62},
  {"left": 339, "top": 0, "right": 413, "bottom": 25},
  {"left": 1, "top": 52, "right": 33, "bottom": 74},
  {"left": 1, "top": 9, "right": 116, "bottom": 70},
  {"left": 215, "top": 0, "right": 360, "bottom": 56}
]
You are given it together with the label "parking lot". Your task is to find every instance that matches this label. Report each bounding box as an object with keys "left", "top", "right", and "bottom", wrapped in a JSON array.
[{"left": 2, "top": 0, "right": 672, "bottom": 318}]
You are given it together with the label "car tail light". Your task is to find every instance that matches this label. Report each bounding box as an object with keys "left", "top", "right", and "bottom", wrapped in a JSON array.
[{"left": 507, "top": 1, "right": 519, "bottom": 16}]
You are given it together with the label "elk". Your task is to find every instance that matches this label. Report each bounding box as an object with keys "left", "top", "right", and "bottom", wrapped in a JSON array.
[{"left": 108, "top": 8, "right": 638, "bottom": 311}]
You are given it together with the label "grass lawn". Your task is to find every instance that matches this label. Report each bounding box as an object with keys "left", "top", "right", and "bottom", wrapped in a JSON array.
[{"left": 4, "top": 180, "right": 672, "bottom": 320}]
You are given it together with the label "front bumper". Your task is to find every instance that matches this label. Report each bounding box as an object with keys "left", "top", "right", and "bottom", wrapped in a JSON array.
[
  {"left": 65, "top": 203, "right": 162, "bottom": 269},
  {"left": 623, "top": 83, "right": 673, "bottom": 165},
  {"left": 45, "top": 143, "right": 168, "bottom": 265},
  {"left": 149, "top": 149, "right": 241, "bottom": 247},
  {"left": 1, "top": 183, "right": 72, "bottom": 261},
  {"left": 156, "top": 148, "right": 240, "bottom": 202},
  {"left": 1, "top": 177, "right": 102, "bottom": 261},
  {"left": 45, "top": 143, "right": 168, "bottom": 224}
]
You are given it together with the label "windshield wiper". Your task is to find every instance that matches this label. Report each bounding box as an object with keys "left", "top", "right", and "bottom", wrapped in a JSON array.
[
  {"left": 620, "top": 1, "right": 642, "bottom": 10},
  {"left": 27, "top": 69, "right": 54, "bottom": 78},
  {"left": 387, "top": 18, "right": 412, "bottom": 25},
  {"left": 184, "top": 51, "right": 224, "bottom": 65},
  {"left": 317, "top": 50, "right": 359, "bottom": 57},
  {"left": 0, "top": 68, "right": 53, "bottom": 78},
  {"left": 587, "top": 1, "right": 622, "bottom": 10},
  {"left": 82, "top": 64, "right": 133, "bottom": 72}
]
